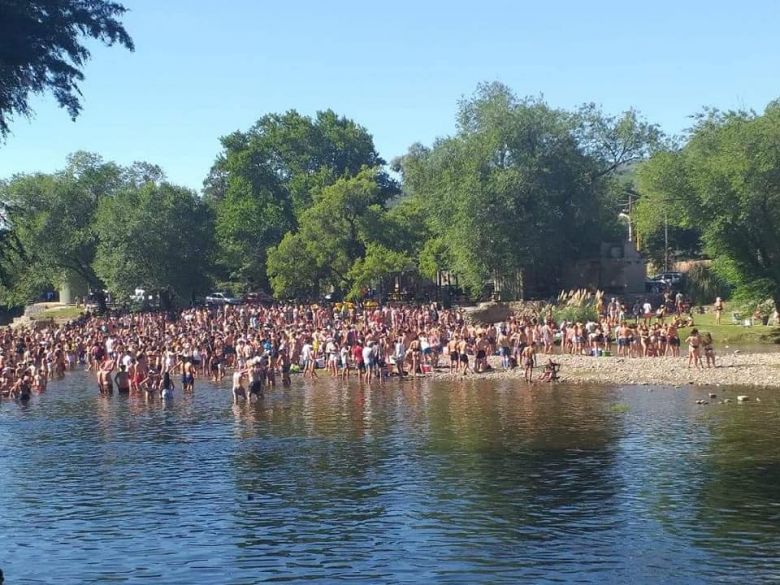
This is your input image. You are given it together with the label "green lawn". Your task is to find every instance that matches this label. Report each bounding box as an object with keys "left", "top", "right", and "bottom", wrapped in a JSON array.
[
  {"left": 678, "top": 311, "right": 780, "bottom": 346},
  {"left": 35, "top": 306, "right": 84, "bottom": 321}
]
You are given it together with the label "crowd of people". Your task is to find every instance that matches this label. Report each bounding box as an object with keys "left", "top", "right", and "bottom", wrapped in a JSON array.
[{"left": 0, "top": 292, "right": 723, "bottom": 403}]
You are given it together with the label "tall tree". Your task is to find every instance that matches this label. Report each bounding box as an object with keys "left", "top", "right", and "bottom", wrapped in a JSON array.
[
  {"left": 0, "top": 152, "right": 125, "bottom": 303},
  {"left": 399, "top": 82, "right": 641, "bottom": 298},
  {"left": 206, "top": 109, "right": 396, "bottom": 287},
  {"left": 266, "top": 168, "right": 400, "bottom": 299},
  {"left": 0, "top": 0, "right": 134, "bottom": 137},
  {"left": 93, "top": 181, "right": 214, "bottom": 306},
  {"left": 638, "top": 101, "right": 780, "bottom": 308}
]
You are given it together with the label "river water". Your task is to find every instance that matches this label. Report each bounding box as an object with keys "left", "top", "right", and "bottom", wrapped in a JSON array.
[{"left": 1, "top": 370, "right": 779, "bottom": 584}]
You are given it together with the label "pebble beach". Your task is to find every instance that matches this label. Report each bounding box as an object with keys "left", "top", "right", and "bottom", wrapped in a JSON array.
[{"left": 427, "top": 351, "right": 780, "bottom": 388}]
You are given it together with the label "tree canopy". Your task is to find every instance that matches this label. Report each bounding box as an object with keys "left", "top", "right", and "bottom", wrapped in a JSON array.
[
  {"left": 638, "top": 102, "right": 780, "bottom": 308},
  {"left": 0, "top": 0, "right": 134, "bottom": 137},
  {"left": 396, "top": 82, "right": 658, "bottom": 297},
  {"left": 207, "top": 109, "right": 397, "bottom": 288},
  {"left": 266, "top": 168, "right": 412, "bottom": 299},
  {"left": 0, "top": 152, "right": 213, "bottom": 307},
  {"left": 94, "top": 181, "right": 214, "bottom": 305}
]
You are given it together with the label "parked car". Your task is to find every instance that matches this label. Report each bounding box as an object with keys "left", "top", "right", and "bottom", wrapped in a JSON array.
[
  {"left": 205, "top": 292, "right": 241, "bottom": 306},
  {"left": 242, "top": 291, "right": 274, "bottom": 305},
  {"left": 645, "top": 271, "right": 684, "bottom": 293}
]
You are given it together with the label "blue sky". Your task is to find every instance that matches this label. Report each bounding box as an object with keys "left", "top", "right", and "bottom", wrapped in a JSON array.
[{"left": 1, "top": 0, "right": 779, "bottom": 190}]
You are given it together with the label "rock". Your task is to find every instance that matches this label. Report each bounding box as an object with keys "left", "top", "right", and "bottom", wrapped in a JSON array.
[
  {"left": 709, "top": 393, "right": 717, "bottom": 398},
  {"left": 724, "top": 399, "right": 732, "bottom": 403},
  {"left": 756, "top": 397, "right": 761, "bottom": 402},
  {"left": 737, "top": 395, "right": 749, "bottom": 402},
  {"left": 464, "top": 302, "right": 512, "bottom": 325}
]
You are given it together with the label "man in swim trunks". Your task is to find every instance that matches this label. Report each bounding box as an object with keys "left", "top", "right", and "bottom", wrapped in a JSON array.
[
  {"left": 249, "top": 359, "right": 264, "bottom": 402},
  {"left": 522, "top": 344, "right": 536, "bottom": 382},
  {"left": 114, "top": 364, "right": 131, "bottom": 393},
  {"left": 181, "top": 357, "right": 196, "bottom": 392},
  {"left": 232, "top": 368, "right": 248, "bottom": 403}
]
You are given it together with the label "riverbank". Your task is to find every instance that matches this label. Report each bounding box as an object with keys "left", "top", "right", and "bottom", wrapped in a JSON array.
[{"left": 426, "top": 352, "right": 780, "bottom": 388}]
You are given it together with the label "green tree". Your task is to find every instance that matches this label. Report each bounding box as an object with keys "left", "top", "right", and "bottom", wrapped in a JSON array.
[
  {"left": 0, "top": 0, "right": 134, "bottom": 137},
  {"left": 267, "top": 168, "right": 393, "bottom": 299},
  {"left": 0, "top": 152, "right": 125, "bottom": 303},
  {"left": 398, "top": 82, "right": 653, "bottom": 298},
  {"left": 638, "top": 101, "right": 780, "bottom": 308},
  {"left": 93, "top": 181, "right": 214, "bottom": 306},
  {"left": 206, "top": 109, "right": 396, "bottom": 287}
]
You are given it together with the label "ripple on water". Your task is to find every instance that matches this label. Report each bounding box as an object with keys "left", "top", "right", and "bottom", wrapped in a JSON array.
[{"left": 1, "top": 371, "right": 779, "bottom": 584}]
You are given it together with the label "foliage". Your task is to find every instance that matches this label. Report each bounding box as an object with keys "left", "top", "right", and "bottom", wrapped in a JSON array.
[
  {"left": 267, "top": 168, "right": 395, "bottom": 298},
  {"left": 397, "top": 82, "right": 660, "bottom": 298},
  {"left": 684, "top": 263, "right": 731, "bottom": 306},
  {"left": 548, "top": 289, "right": 601, "bottom": 323},
  {"left": 93, "top": 181, "right": 214, "bottom": 305},
  {"left": 0, "top": 0, "right": 134, "bottom": 137},
  {"left": 0, "top": 152, "right": 127, "bottom": 302},
  {"left": 638, "top": 102, "right": 780, "bottom": 309},
  {"left": 0, "top": 152, "right": 212, "bottom": 308},
  {"left": 207, "top": 109, "right": 397, "bottom": 287}
]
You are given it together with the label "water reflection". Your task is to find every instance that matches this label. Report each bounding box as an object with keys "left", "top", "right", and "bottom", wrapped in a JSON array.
[{"left": 0, "top": 371, "right": 779, "bottom": 583}]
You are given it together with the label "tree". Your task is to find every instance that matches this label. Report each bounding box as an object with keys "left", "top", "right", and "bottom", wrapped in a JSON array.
[
  {"left": 0, "top": 152, "right": 181, "bottom": 307},
  {"left": 0, "top": 152, "right": 125, "bottom": 303},
  {"left": 206, "top": 109, "right": 396, "bottom": 287},
  {"left": 93, "top": 181, "right": 214, "bottom": 306},
  {"left": 398, "top": 82, "right": 644, "bottom": 298},
  {"left": 0, "top": 0, "right": 134, "bottom": 137},
  {"left": 638, "top": 101, "right": 780, "bottom": 308},
  {"left": 266, "top": 168, "right": 394, "bottom": 299}
]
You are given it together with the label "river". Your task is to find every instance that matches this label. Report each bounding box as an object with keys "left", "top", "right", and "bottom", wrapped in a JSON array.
[{"left": 1, "top": 370, "right": 779, "bottom": 584}]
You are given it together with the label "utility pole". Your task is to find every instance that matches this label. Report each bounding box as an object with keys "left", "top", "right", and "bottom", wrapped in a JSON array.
[{"left": 664, "top": 210, "right": 669, "bottom": 273}]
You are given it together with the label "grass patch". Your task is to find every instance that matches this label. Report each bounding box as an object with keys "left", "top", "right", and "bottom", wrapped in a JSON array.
[
  {"left": 678, "top": 312, "right": 780, "bottom": 345},
  {"left": 35, "top": 306, "right": 84, "bottom": 321}
]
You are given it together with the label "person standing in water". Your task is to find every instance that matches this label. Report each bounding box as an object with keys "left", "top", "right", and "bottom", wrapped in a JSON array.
[
  {"left": 114, "top": 364, "right": 131, "bottom": 393},
  {"left": 161, "top": 369, "right": 175, "bottom": 400},
  {"left": 232, "top": 367, "right": 248, "bottom": 403},
  {"left": 181, "top": 356, "right": 196, "bottom": 392}
]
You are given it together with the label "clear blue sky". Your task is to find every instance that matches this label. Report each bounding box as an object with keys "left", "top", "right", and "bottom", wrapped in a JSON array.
[{"left": 2, "top": 0, "right": 779, "bottom": 190}]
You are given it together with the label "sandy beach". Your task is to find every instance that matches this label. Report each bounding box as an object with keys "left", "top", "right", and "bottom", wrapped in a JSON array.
[{"left": 426, "top": 351, "right": 780, "bottom": 388}]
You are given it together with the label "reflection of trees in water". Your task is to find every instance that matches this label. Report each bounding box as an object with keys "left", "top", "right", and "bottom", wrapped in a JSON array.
[
  {"left": 229, "top": 385, "right": 399, "bottom": 565},
  {"left": 417, "top": 379, "right": 625, "bottom": 537},
  {"left": 689, "top": 404, "right": 780, "bottom": 566},
  {"left": 226, "top": 379, "right": 628, "bottom": 573}
]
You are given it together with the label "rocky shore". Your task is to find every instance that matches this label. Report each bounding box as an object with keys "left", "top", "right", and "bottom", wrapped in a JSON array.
[{"left": 426, "top": 351, "right": 780, "bottom": 388}]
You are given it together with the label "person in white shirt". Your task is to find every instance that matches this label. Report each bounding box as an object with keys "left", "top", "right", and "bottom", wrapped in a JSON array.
[
  {"left": 362, "top": 342, "right": 375, "bottom": 383},
  {"left": 301, "top": 340, "right": 317, "bottom": 378}
]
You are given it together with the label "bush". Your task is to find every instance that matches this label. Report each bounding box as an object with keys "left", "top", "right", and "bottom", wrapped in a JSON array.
[
  {"left": 547, "top": 289, "right": 601, "bottom": 324},
  {"left": 684, "top": 264, "right": 731, "bottom": 305}
]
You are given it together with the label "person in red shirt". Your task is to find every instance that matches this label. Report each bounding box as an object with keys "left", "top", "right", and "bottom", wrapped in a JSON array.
[{"left": 352, "top": 341, "right": 365, "bottom": 382}]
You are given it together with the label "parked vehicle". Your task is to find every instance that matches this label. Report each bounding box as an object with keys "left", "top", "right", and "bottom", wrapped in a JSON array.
[
  {"left": 205, "top": 292, "right": 241, "bottom": 306},
  {"left": 645, "top": 272, "right": 684, "bottom": 293},
  {"left": 242, "top": 291, "right": 274, "bottom": 305}
]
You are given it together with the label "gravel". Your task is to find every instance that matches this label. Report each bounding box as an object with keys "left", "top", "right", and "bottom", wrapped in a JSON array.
[{"left": 425, "top": 351, "right": 780, "bottom": 388}]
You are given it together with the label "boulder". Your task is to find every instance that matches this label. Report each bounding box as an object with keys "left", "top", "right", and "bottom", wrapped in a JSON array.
[{"left": 464, "top": 302, "right": 513, "bottom": 325}]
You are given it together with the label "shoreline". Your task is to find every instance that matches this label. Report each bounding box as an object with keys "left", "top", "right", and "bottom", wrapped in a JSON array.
[{"left": 421, "top": 352, "right": 780, "bottom": 388}]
